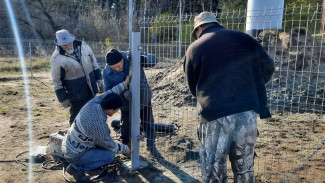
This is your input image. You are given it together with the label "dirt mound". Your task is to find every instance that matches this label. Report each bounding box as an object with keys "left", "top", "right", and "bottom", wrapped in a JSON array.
[
  {"left": 150, "top": 60, "right": 196, "bottom": 107},
  {"left": 257, "top": 29, "right": 325, "bottom": 113}
]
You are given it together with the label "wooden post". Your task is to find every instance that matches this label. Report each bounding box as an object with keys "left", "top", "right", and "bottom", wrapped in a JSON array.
[{"left": 321, "top": 0, "right": 325, "bottom": 34}]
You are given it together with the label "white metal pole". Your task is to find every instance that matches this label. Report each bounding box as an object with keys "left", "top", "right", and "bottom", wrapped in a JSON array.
[
  {"left": 130, "top": 32, "right": 141, "bottom": 170},
  {"left": 128, "top": 0, "right": 140, "bottom": 170}
]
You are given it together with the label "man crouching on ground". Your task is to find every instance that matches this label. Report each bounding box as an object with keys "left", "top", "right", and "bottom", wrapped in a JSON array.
[{"left": 61, "top": 75, "right": 131, "bottom": 182}]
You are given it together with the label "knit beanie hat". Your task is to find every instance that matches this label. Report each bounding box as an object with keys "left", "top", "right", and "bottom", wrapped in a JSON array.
[
  {"left": 106, "top": 49, "right": 123, "bottom": 66},
  {"left": 101, "top": 93, "right": 123, "bottom": 110}
]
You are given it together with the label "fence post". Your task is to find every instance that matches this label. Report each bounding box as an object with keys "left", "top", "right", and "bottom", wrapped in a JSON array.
[
  {"left": 29, "top": 42, "right": 32, "bottom": 77},
  {"left": 178, "top": 0, "right": 182, "bottom": 58},
  {"left": 130, "top": 32, "right": 141, "bottom": 170},
  {"left": 129, "top": 0, "right": 133, "bottom": 51}
]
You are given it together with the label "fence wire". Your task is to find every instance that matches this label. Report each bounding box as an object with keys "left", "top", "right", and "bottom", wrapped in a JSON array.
[
  {"left": 0, "top": 4, "right": 324, "bottom": 183},
  {"left": 137, "top": 5, "right": 325, "bottom": 183}
]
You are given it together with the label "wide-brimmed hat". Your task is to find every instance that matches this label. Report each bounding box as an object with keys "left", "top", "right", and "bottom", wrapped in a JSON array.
[
  {"left": 191, "top": 12, "right": 218, "bottom": 39},
  {"left": 55, "top": 29, "right": 75, "bottom": 46}
]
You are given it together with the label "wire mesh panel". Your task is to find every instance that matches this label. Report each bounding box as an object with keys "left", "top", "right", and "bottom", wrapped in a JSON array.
[
  {"left": 137, "top": 13, "right": 201, "bottom": 181},
  {"left": 137, "top": 5, "right": 325, "bottom": 183},
  {"left": 256, "top": 4, "right": 325, "bottom": 183}
]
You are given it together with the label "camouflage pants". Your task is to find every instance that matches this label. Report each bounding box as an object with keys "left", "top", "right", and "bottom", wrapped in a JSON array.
[{"left": 197, "top": 111, "right": 257, "bottom": 183}]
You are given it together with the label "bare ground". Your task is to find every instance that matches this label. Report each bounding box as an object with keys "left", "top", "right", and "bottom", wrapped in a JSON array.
[
  {"left": 0, "top": 69, "right": 325, "bottom": 183},
  {"left": 0, "top": 72, "right": 200, "bottom": 183}
]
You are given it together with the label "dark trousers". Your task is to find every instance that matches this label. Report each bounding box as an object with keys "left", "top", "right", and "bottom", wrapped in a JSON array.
[
  {"left": 69, "top": 97, "right": 92, "bottom": 126},
  {"left": 120, "top": 103, "right": 156, "bottom": 147}
]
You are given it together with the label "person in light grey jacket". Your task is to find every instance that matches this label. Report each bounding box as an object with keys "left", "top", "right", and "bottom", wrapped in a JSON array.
[{"left": 50, "top": 29, "right": 104, "bottom": 125}]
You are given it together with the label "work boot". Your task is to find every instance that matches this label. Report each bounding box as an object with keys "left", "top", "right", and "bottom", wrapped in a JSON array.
[
  {"left": 66, "top": 164, "right": 90, "bottom": 182},
  {"left": 147, "top": 145, "right": 162, "bottom": 158}
]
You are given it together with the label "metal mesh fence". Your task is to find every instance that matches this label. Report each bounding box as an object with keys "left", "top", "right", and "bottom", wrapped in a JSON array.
[
  {"left": 0, "top": 4, "right": 324, "bottom": 183},
  {"left": 137, "top": 4, "right": 325, "bottom": 183}
]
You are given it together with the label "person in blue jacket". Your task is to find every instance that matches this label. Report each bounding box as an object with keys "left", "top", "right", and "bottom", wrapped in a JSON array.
[{"left": 103, "top": 49, "right": 161, "bottom": 158}]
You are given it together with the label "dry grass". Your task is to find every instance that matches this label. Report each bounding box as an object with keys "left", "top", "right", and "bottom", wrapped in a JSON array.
[
  {"left": 0, "top": 64, "right": 324, "bottom": 182},
  {"left": 0, "top": 57, "right": 50, "bottom": 75}
]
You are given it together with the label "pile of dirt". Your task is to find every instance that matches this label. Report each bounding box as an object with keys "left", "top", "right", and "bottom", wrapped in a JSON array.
[
  {"left": 0, "top": 73, "right": 201, "bottom": 183},
  {"left": 148, "top": 29, "right": 325, "bottom": 113},
  {"left": 258, "top": 29, "right": 325, "bottom": 113},
  {"left": 150, "top": 60, "right": 196, "bottom": 107}
]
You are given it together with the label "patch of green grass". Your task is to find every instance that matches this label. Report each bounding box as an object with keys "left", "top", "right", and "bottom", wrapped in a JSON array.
[
  {"left": 312, "top": 33, "right": 325, "bottom": 39},
  {"left": 0, "top": 98, "right": 21, "bottom": 114},
  {"left": 0, "top": 57, "right": 50, "bottom": 75},
  {"left": 0, "top": 105, "right": 9, "bottom": 114}
]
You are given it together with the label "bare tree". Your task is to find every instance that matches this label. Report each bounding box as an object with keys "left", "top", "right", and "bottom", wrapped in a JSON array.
[{"left": 13, "top": 0, "right": 69, "bottom": 39}]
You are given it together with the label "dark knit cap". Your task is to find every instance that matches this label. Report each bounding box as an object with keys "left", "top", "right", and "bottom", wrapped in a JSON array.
[
  {"left": 106, "top": 49, "right": 123, "bottom": 65},
  {"left": 101, "top": 93, "right": 123, "bottom": 110}
]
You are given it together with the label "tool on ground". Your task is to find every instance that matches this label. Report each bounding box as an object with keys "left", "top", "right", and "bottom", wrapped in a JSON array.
[
  {"left": 111, "top": 120, "right": 174, "bottom": 133},
  {"left": 49, "top": 130, "right": 66, "bottom": 159}
]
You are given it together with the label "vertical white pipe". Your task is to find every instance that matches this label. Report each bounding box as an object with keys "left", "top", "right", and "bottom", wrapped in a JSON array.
[{"left": 246, "top": 0, "right": 284, "bottom": 36}]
